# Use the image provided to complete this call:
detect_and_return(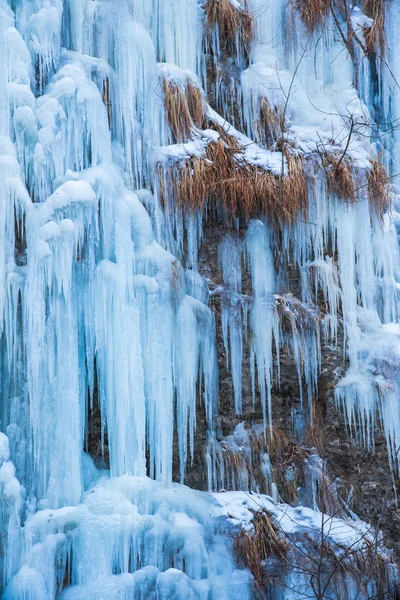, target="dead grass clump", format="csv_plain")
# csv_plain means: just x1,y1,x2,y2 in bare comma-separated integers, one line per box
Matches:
157,156,208,213
162,77,205,143
362,0,386,54
223,449,247,472
205,0,253,59
256,97,284,148
234,509,289,586
367,158,391,217
209,424,311,503
295,0,330,32
282,154,308,219
307,398,325,455
351,538,390,586
157,135,307,224
324,154,356,202
264,427,310,504
264,426,291,460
